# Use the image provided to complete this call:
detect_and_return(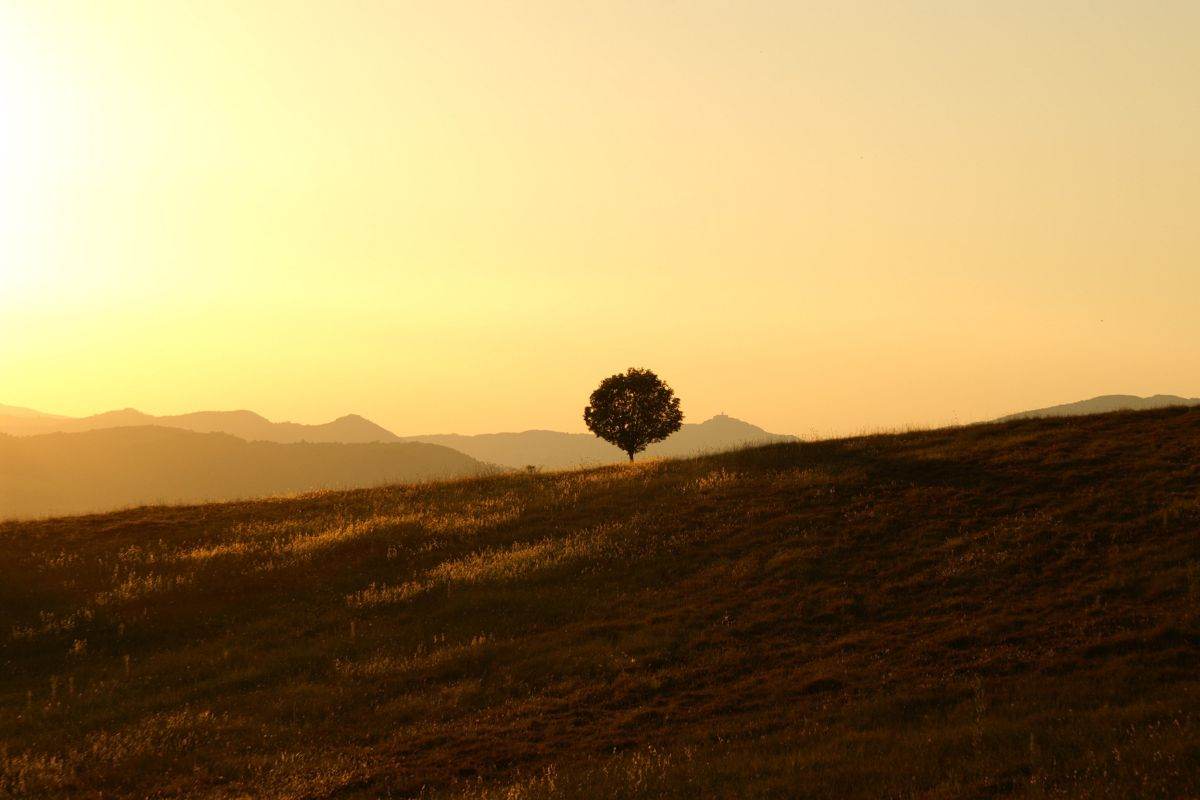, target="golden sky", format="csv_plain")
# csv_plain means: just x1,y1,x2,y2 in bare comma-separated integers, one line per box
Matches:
2,1,1198,436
